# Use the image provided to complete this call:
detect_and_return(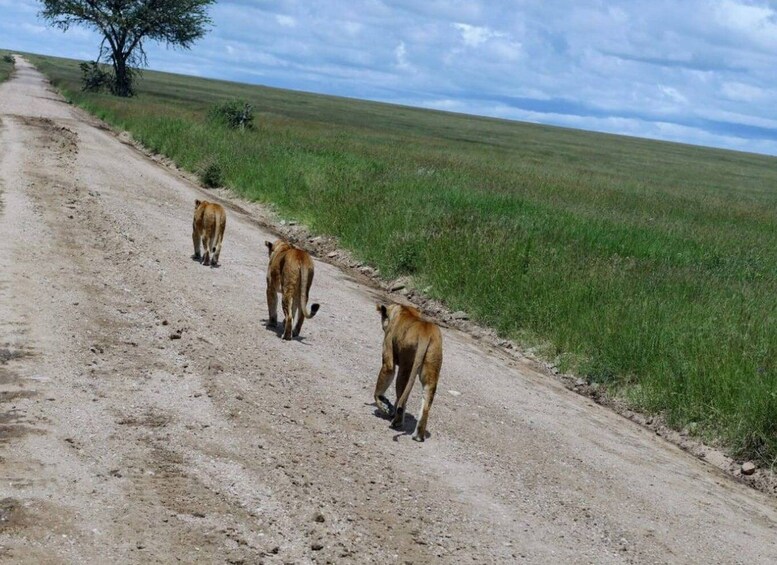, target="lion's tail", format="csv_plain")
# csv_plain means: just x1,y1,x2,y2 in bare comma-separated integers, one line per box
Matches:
298,265,320,319
396,335,431,409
